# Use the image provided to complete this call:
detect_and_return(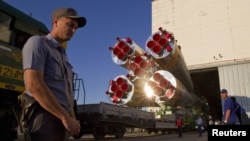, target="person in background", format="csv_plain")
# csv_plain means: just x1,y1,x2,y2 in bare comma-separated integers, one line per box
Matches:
220,89,237,125
176,115,184,138
21,7,87,141
196,114,203,137
231,97,249,125
208,115,214,125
